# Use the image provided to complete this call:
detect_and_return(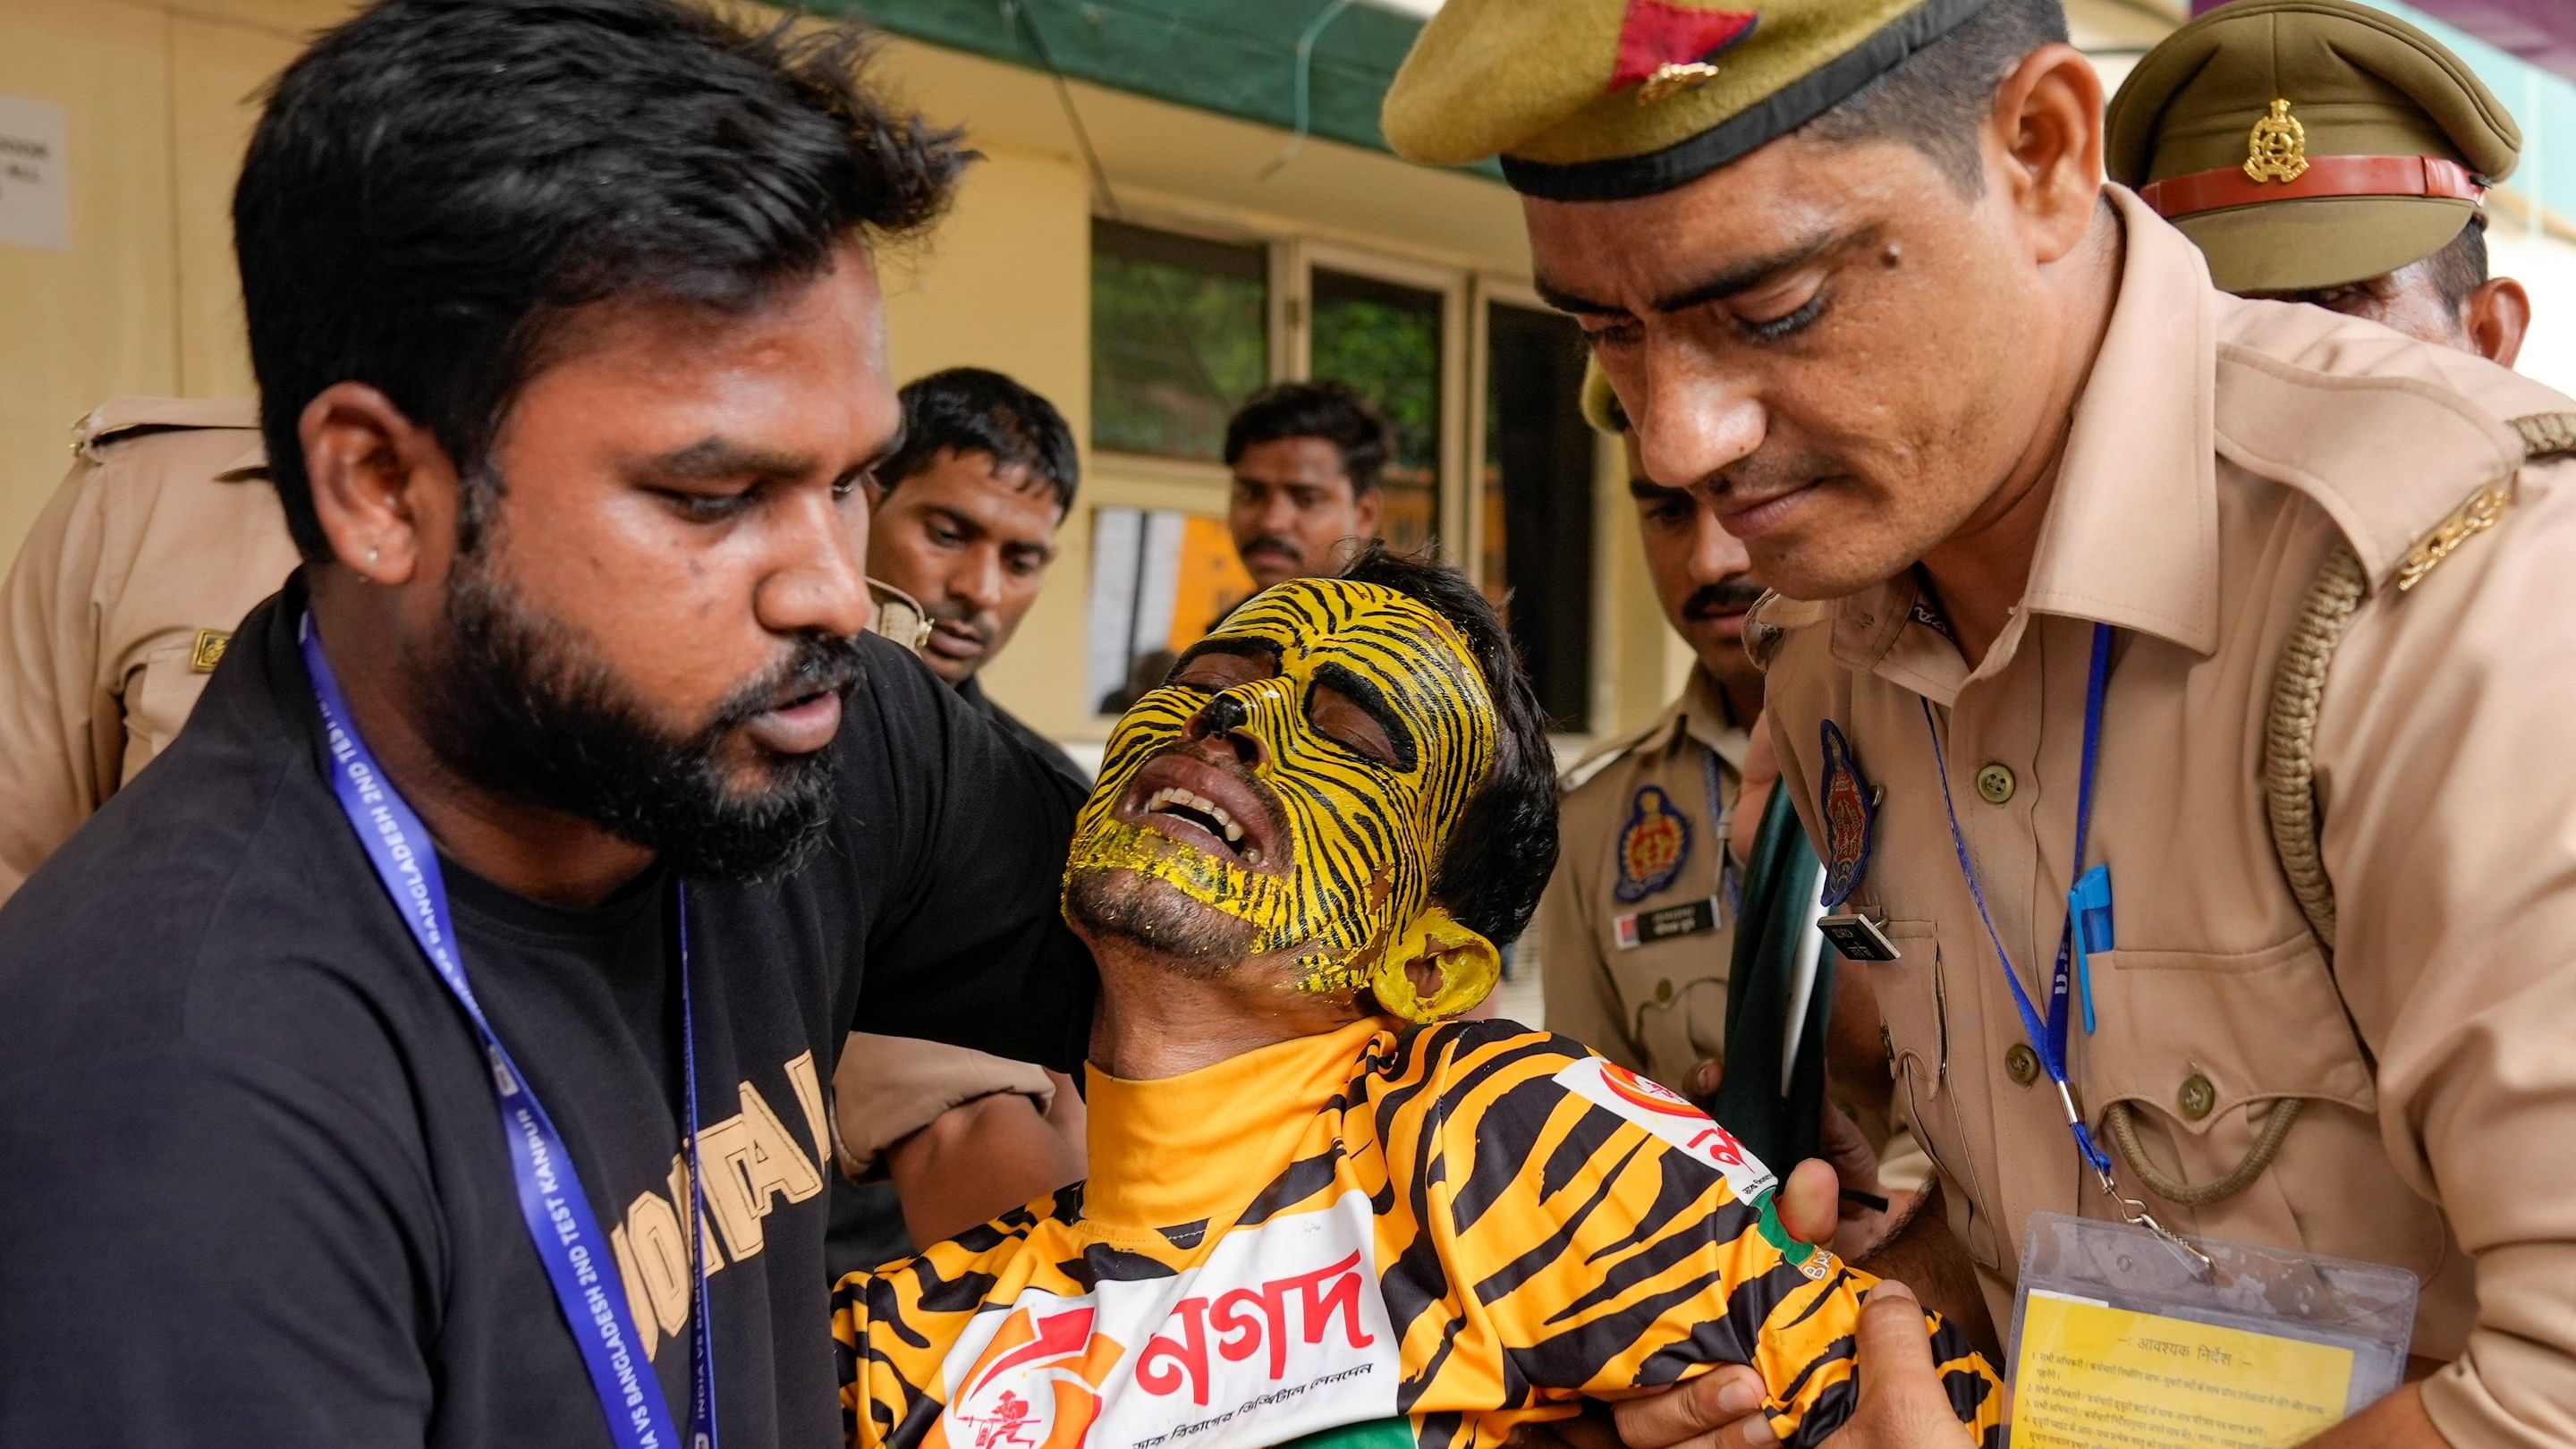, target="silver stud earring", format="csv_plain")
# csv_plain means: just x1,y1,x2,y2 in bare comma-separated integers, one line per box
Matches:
367,547,380,566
